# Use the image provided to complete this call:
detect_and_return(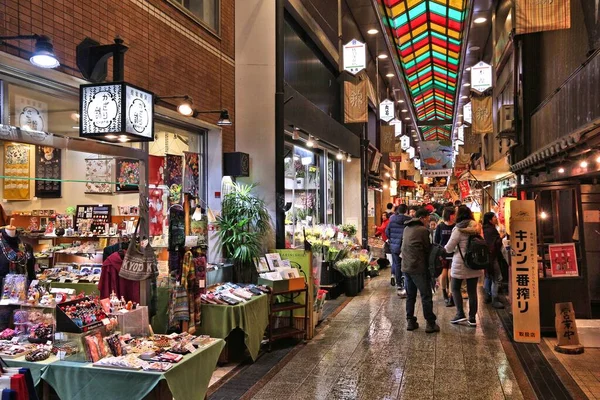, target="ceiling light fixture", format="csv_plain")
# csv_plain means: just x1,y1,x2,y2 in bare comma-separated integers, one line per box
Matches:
540,211,548,220
596,155,600,163
306,135,314,147
401,109,408,112
581,160,589,168
404,117,410,120
474,17,487,24
0,34,60,69
386,73,394,77
346,154,352,163
398,99,405,103
336,151,344,160
465,67,471,71
469,46,481,52
377,54,388,59
463,83,471,87
461,95,469,99
558,167,565,174
367,29,379,35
